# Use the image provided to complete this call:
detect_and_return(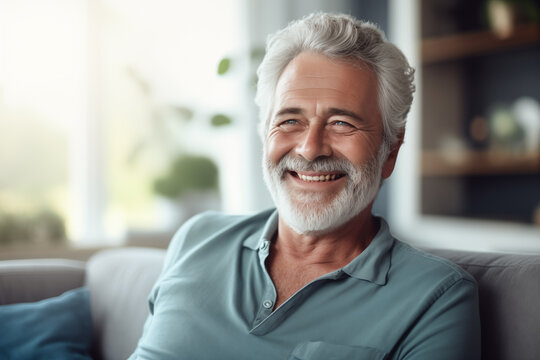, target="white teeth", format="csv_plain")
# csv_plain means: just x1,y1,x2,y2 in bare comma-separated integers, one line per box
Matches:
298,174,339,182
